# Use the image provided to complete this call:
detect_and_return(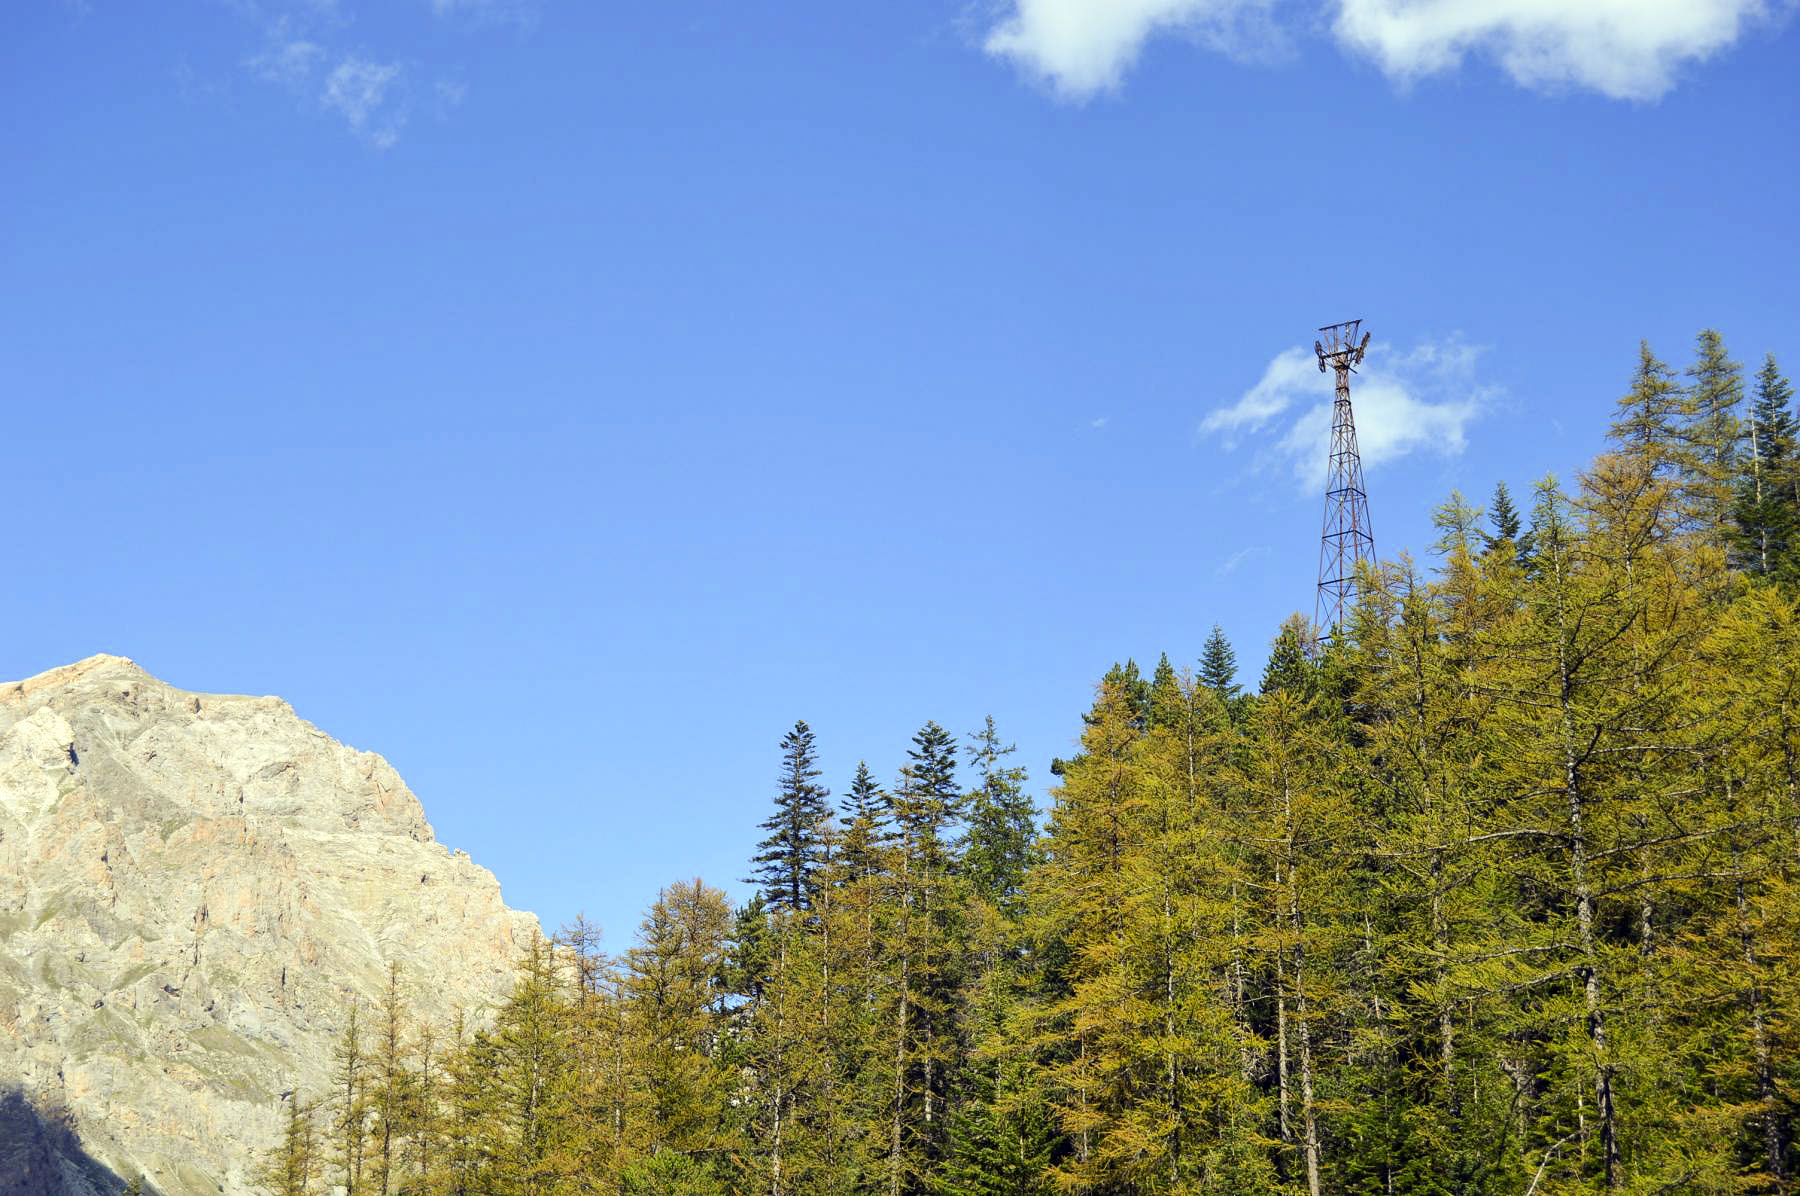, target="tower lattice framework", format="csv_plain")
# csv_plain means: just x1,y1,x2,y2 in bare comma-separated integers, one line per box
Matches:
1313,319,1374,639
